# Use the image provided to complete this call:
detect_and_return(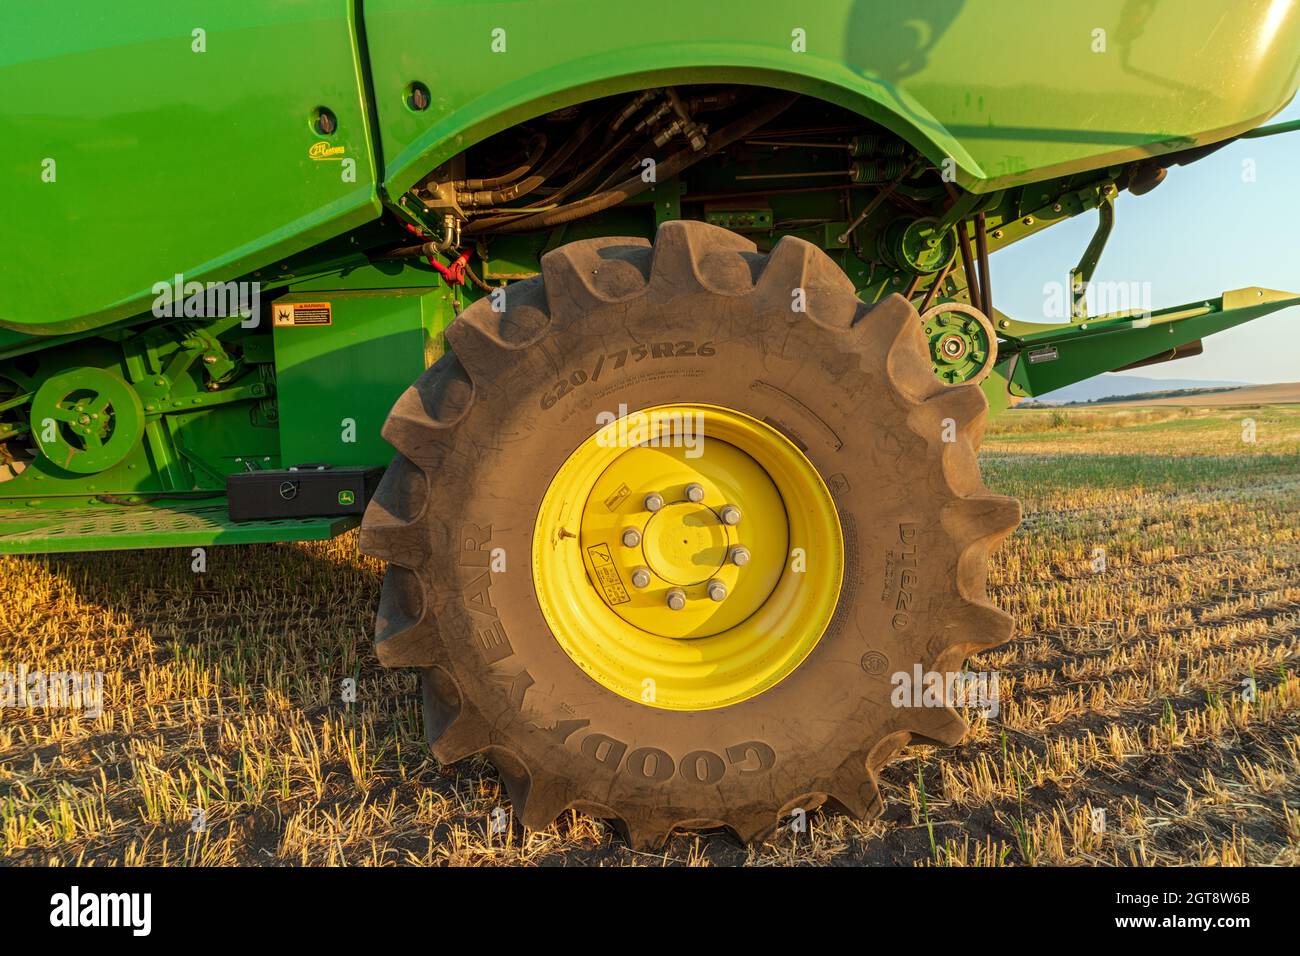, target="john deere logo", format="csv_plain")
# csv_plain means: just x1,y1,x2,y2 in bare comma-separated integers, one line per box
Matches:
309,141,346,161
338,490,355,506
